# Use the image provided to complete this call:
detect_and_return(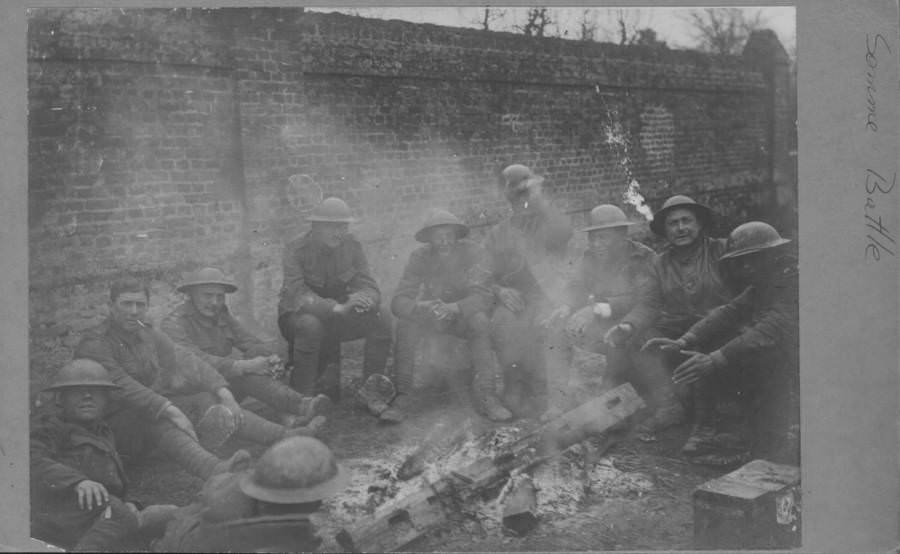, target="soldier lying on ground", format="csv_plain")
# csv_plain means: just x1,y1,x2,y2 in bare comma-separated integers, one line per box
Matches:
76,277,320,481
31,360,177,551
605,195,735,442
390,209,495,422
644,222,799,466
161,266,330,429
154,436,348,552
483,164,574,421
277,197,393,417
541,204,655,420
